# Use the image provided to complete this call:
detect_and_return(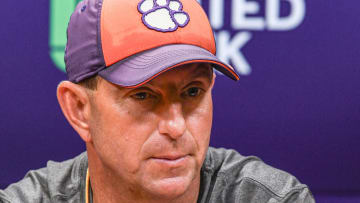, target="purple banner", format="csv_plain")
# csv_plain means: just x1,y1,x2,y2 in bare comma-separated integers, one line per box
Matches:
1,0,359,199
